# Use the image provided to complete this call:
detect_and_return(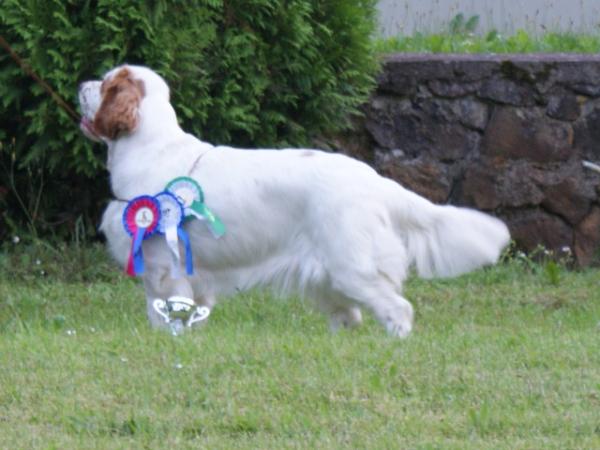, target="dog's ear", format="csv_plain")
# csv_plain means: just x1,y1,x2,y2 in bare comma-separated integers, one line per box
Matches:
93,68,145,140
